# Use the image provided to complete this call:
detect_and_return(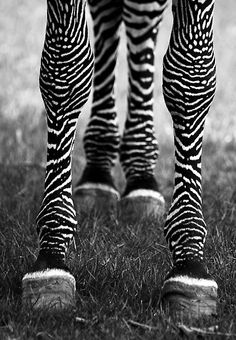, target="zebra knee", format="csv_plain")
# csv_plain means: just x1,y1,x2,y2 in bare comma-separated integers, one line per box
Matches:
163,0,216,124
39,0,94,121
